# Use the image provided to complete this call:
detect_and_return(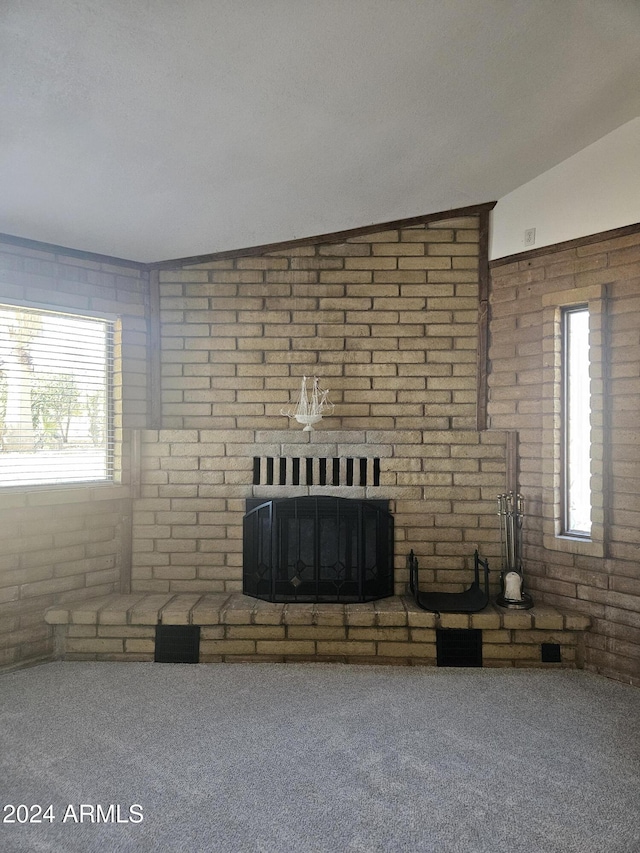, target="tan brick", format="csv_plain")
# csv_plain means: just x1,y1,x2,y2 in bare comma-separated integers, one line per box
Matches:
125,639,155,653
226,625,285,640
211,271,264,284
500,610,535,629
67,625,98,638
483,644,540,660
438,613,471,629
316,641,375,656
482,630,511,644
200,639,256,655
98,595,149,625
374,271,426,284
220,595,255,624
44,606,71,625
21,576,85,598
252,600,286,625
160,594,204,625
348,230,399,243
283,604,316,625
429,243,479,256
129,594,175,625
372,243,424,256
199,626,225,640
409,628,437,643
398,257,452,269
98,626,155,639
236,258,289,270
344,257,397,270
345,603,377,626
374,598,408,626
313,604,347,625
514,630,577,645
287,626,347,640
377,642,434,658
401,229,453,242
65,638,124,654
531,607,564,630
70,596,119,625
406,609,438,628
349,627,409,641
564,613,591,631
255,640,315,655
